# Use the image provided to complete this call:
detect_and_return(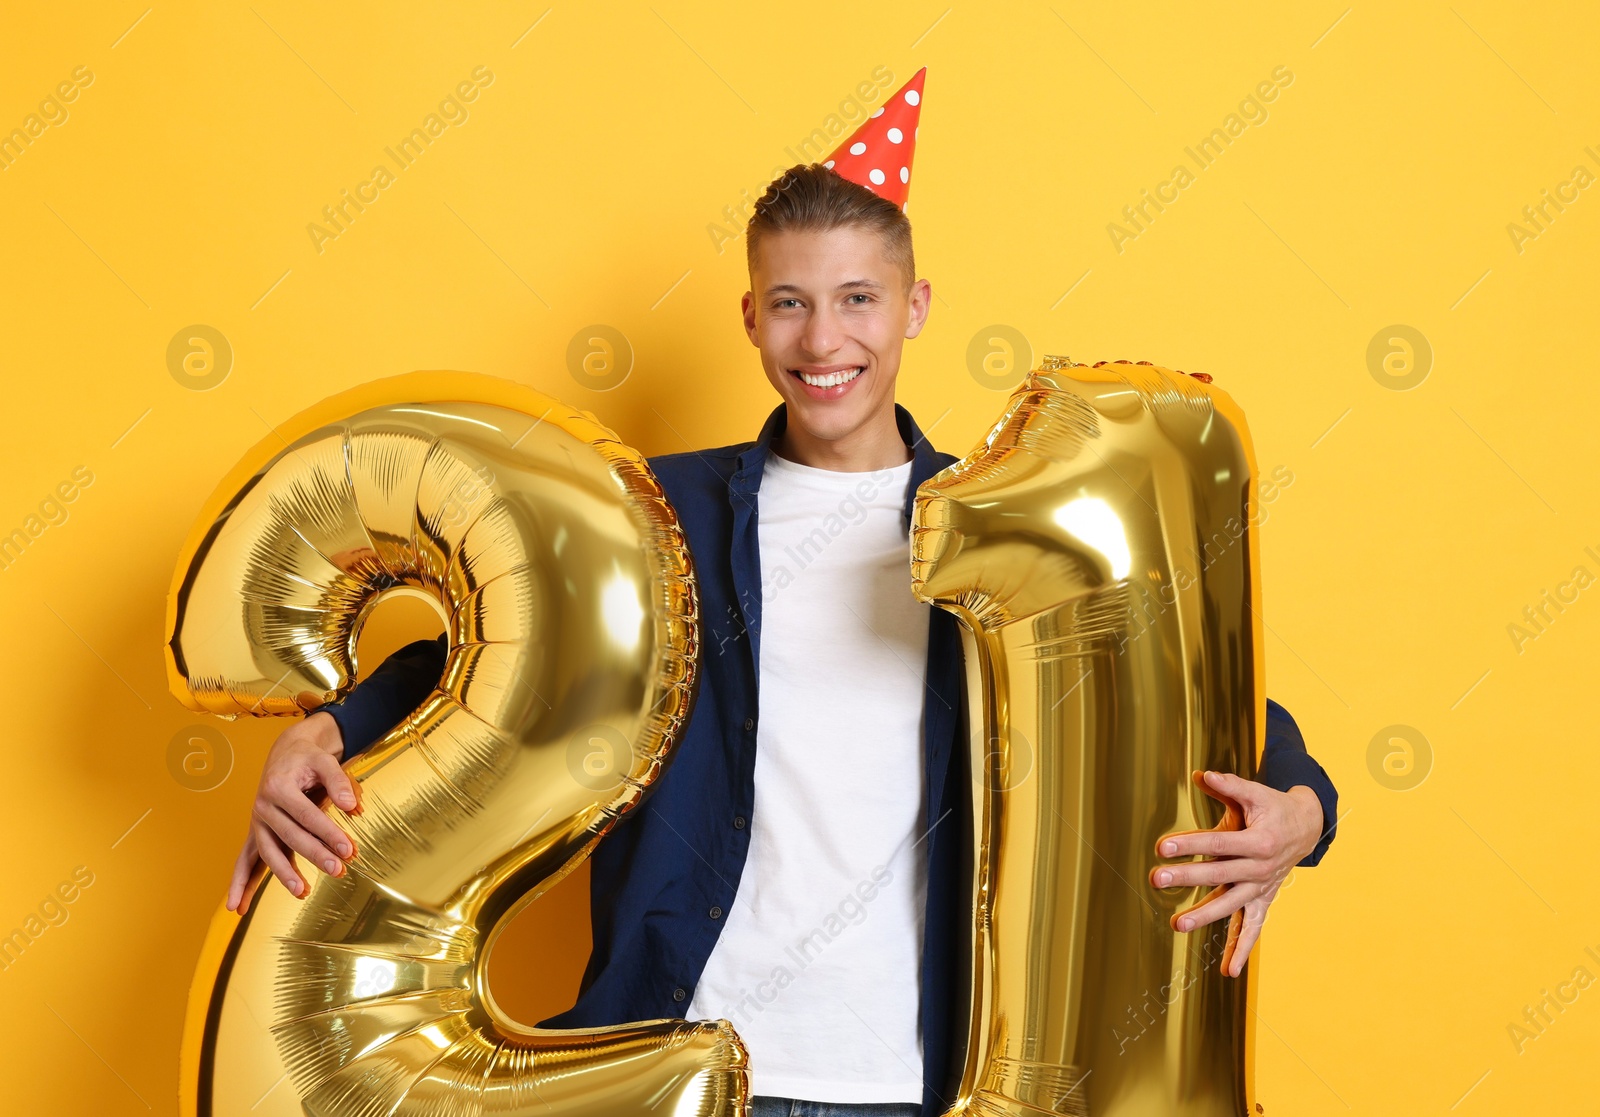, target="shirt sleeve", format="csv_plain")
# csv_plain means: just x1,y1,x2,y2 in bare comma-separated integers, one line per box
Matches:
1256,697,1339,867
321,635,448,759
